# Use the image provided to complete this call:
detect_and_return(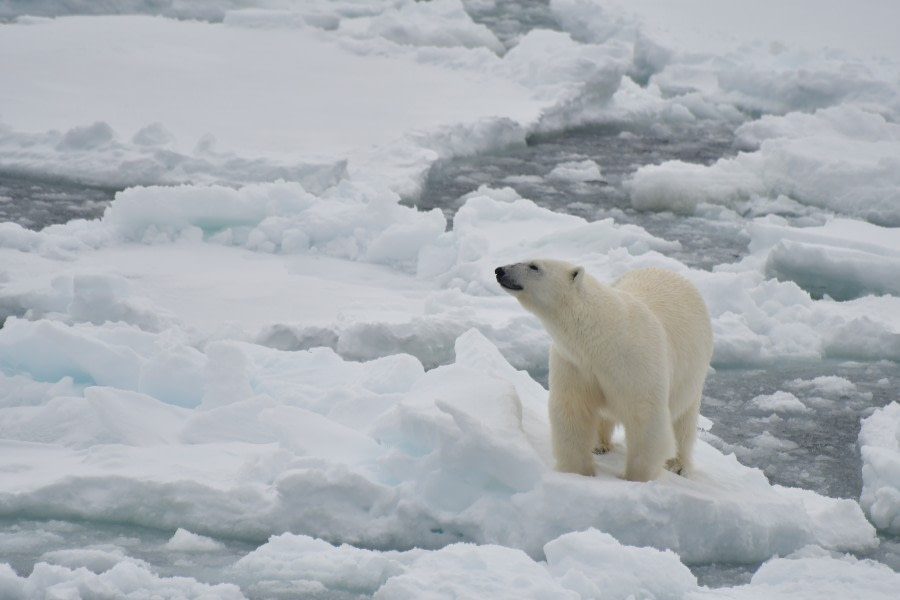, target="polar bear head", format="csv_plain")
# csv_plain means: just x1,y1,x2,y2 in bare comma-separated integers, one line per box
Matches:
495,259,585,314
